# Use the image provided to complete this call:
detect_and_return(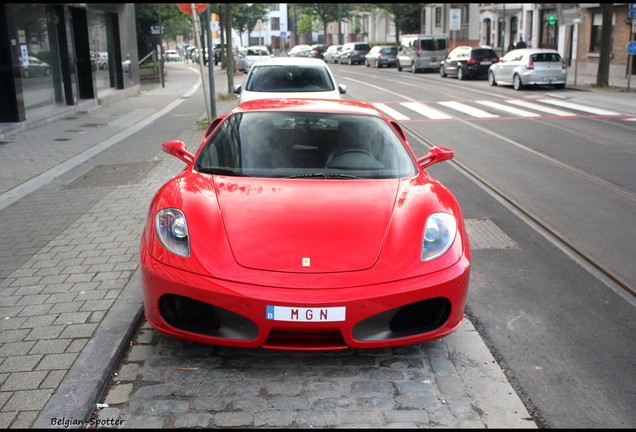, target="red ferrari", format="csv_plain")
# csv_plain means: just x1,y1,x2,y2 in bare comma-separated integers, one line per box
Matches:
140,98,470,350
